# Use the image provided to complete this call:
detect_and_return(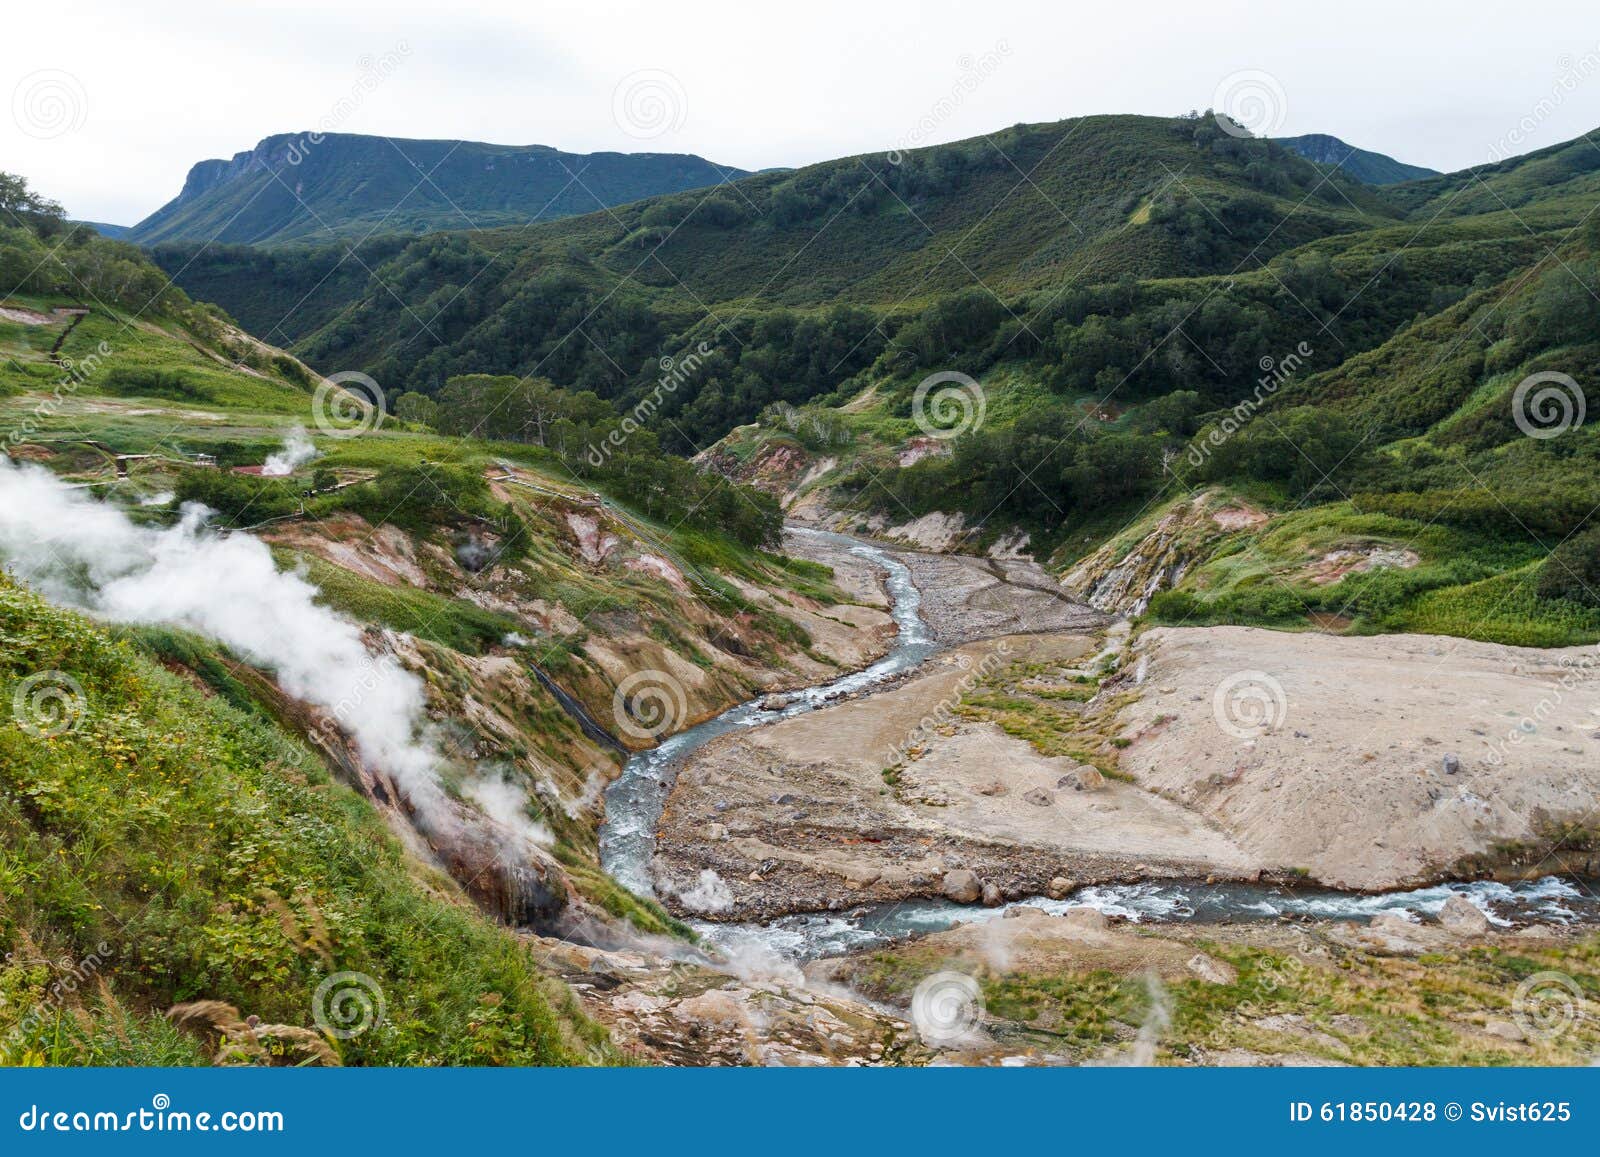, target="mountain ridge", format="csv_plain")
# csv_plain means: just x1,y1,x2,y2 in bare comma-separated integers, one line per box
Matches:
127,131,751,246
1275,132,1438,184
